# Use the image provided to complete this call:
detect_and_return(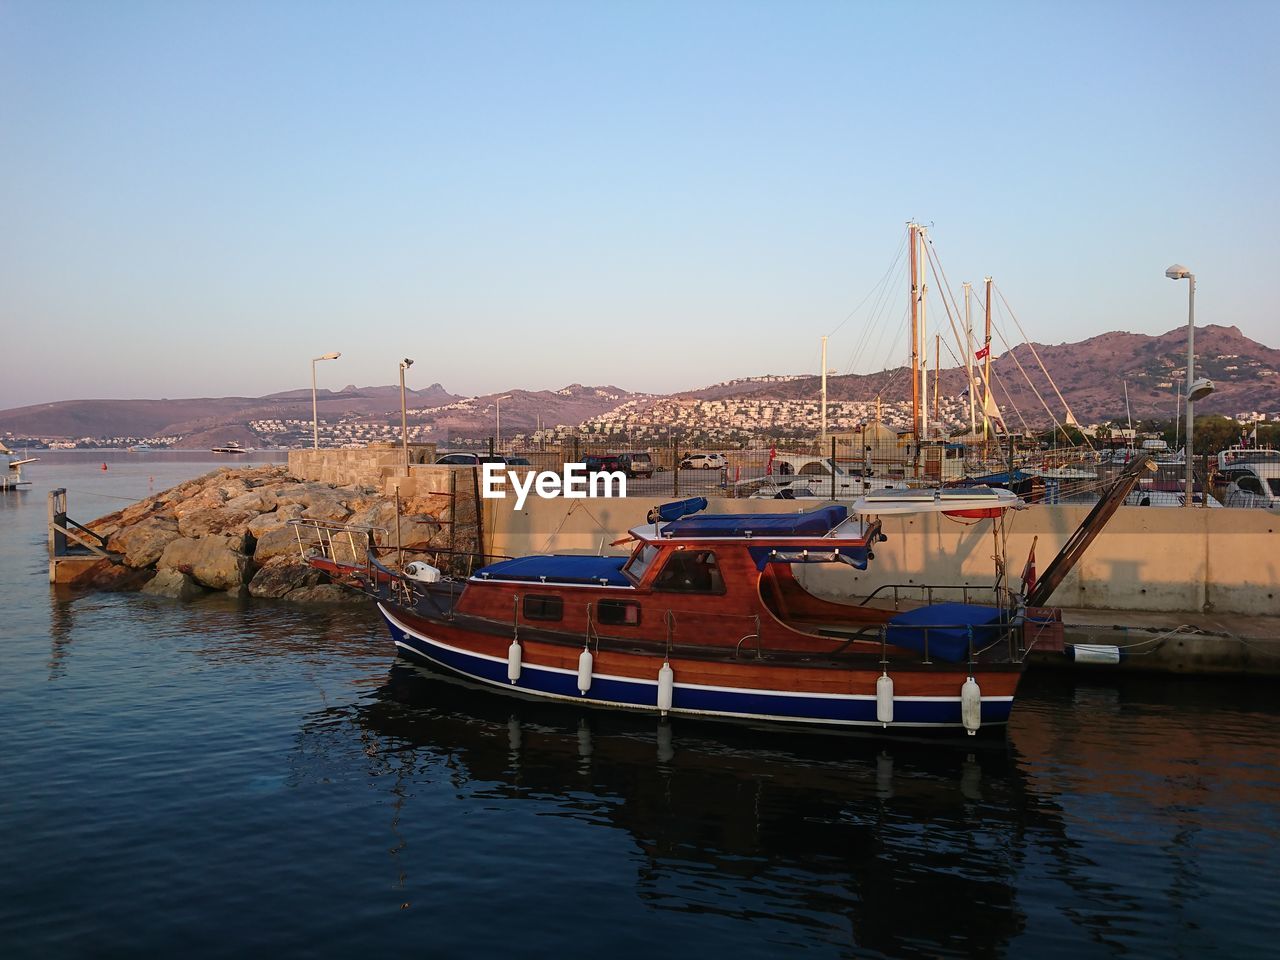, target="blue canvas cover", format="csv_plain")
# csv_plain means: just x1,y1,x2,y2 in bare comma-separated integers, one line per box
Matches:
476,554,631,587
650,497,709,522
662,504,849,539
885,603,1007,663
